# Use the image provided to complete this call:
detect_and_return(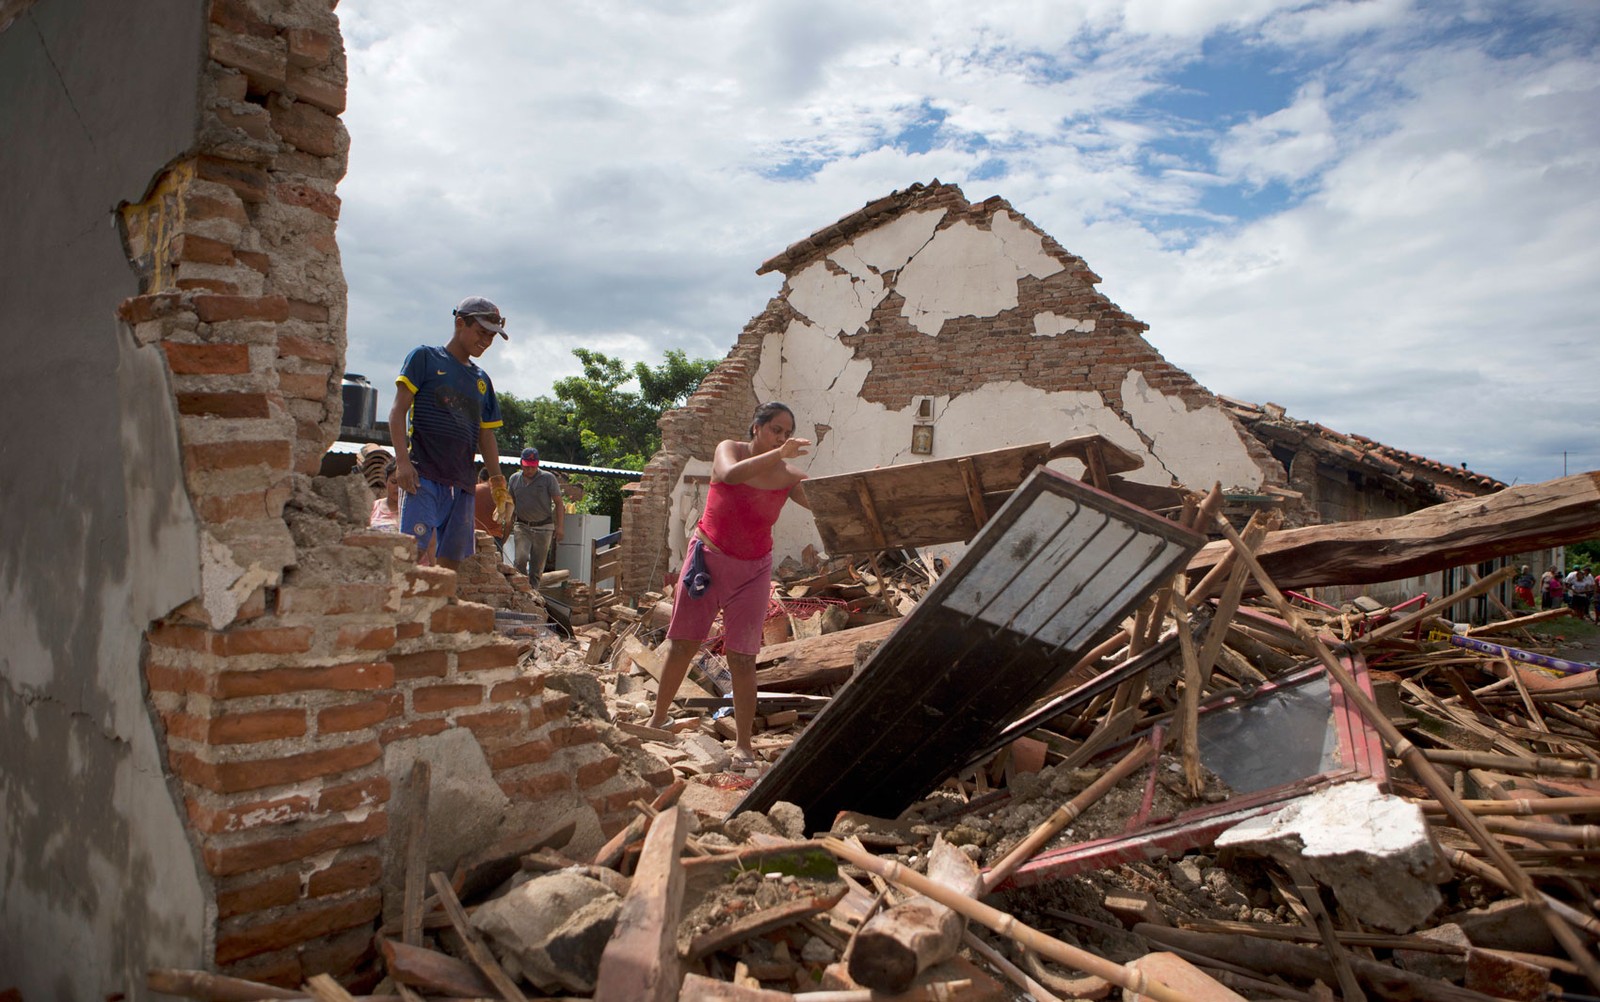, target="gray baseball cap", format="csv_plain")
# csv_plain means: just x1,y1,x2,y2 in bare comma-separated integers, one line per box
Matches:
453,296,508,339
